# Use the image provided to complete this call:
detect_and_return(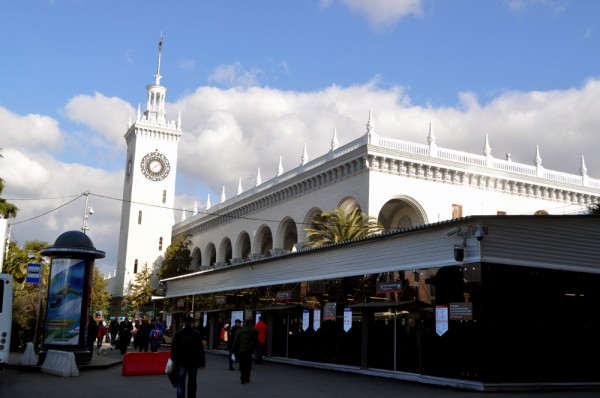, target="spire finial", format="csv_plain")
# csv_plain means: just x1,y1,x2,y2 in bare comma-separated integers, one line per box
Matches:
484,134,491,156
330,127,339,151
206,194,212,210
155,34,163,85
237,177,243,195
366,109,375,135
580,155,588,176
255,167,262,187
301,143,309,165
221,186,226,203
193,201,198,216
181,207,186,222
427,122,436,145
277,156,284,176
534,145,542,166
